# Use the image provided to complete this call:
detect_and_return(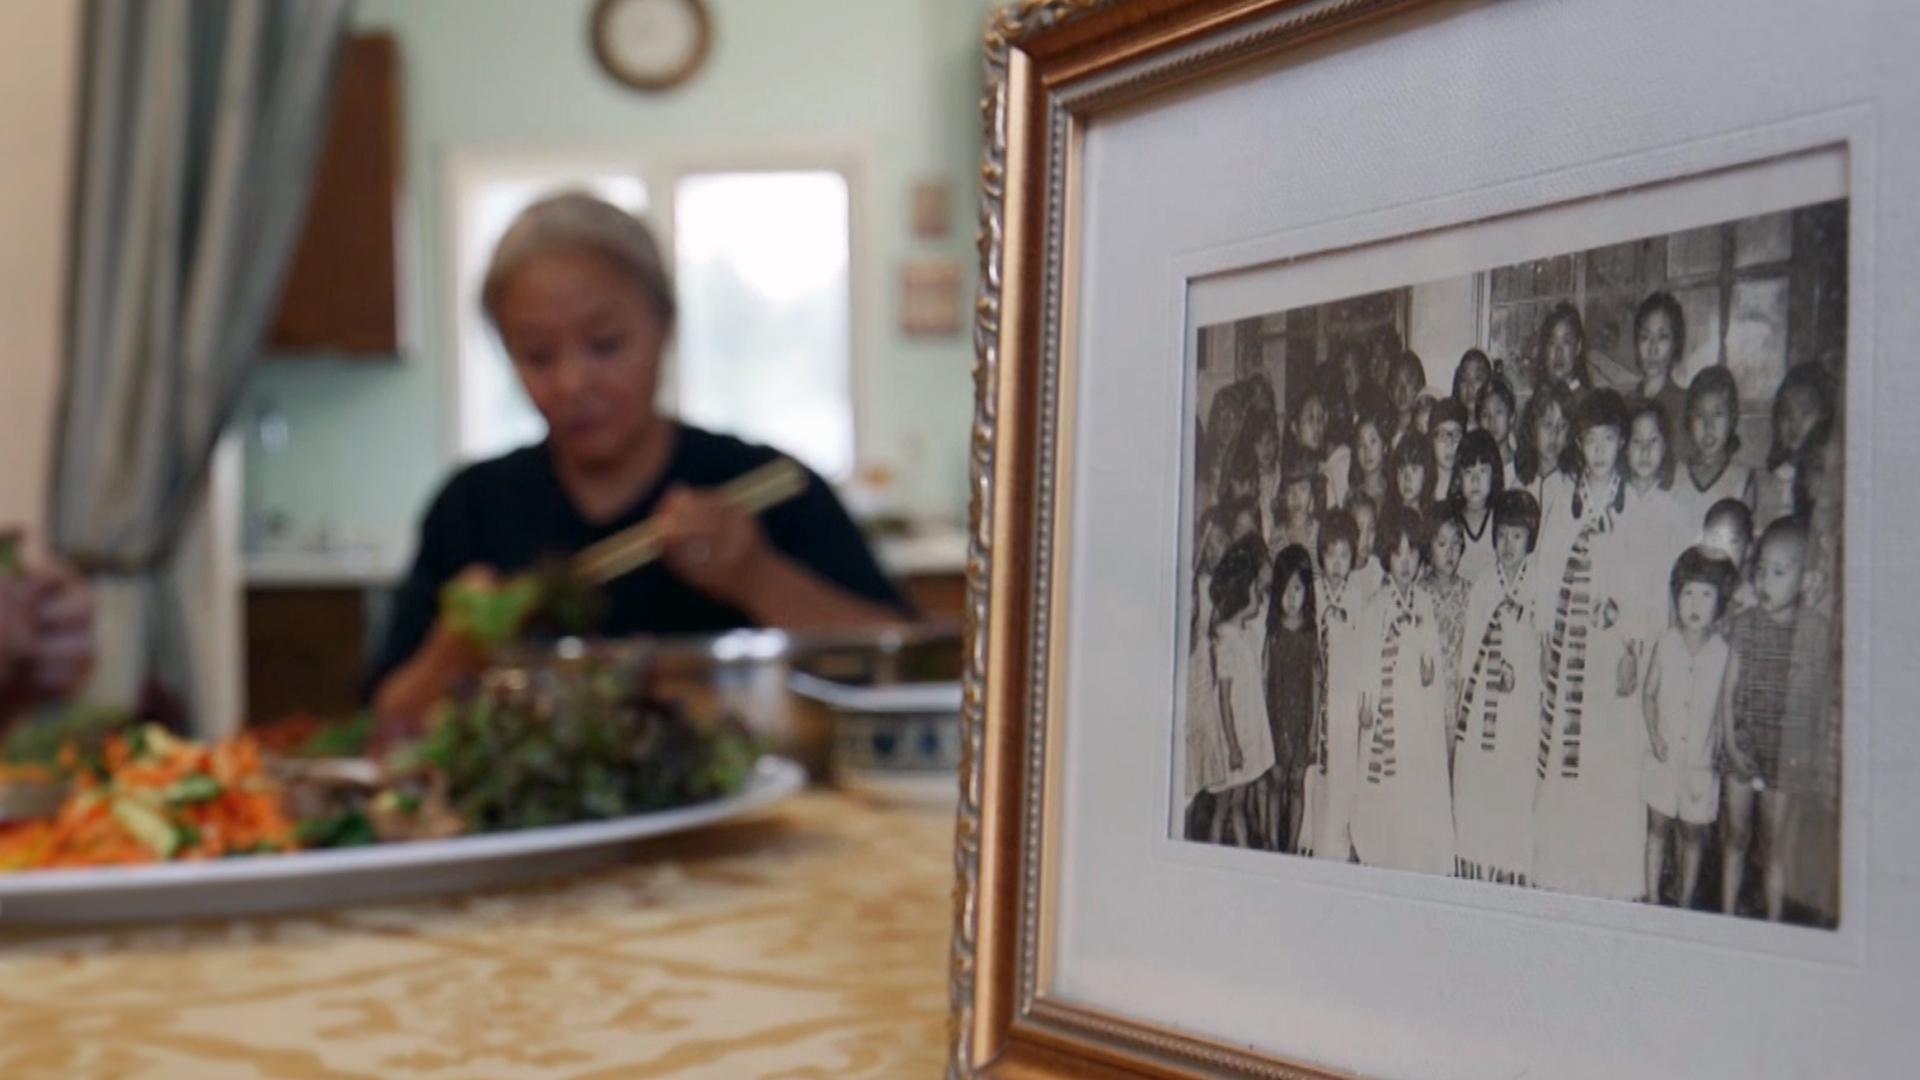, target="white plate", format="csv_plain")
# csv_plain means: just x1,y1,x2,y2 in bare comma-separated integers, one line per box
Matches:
0,757,805,926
